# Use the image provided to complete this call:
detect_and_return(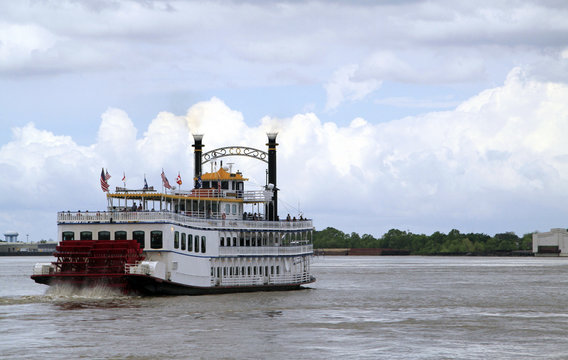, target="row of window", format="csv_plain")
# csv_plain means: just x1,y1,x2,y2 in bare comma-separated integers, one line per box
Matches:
173,231,206,253
62,230,163,249
219,230,313,247
211,265,280,278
